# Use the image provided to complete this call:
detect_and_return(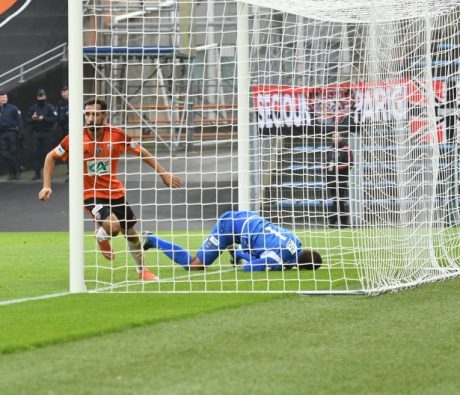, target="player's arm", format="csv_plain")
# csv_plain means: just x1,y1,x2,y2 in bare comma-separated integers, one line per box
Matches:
233,249,278,272
38,151,57,201
39,139,68,201
138,146,183,188
242,256,278,271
